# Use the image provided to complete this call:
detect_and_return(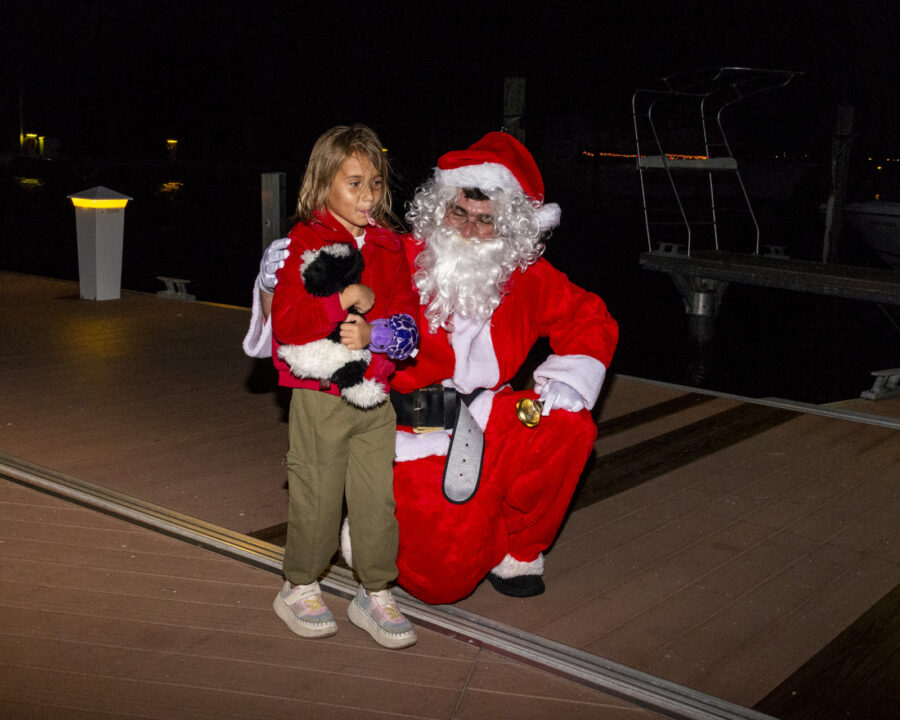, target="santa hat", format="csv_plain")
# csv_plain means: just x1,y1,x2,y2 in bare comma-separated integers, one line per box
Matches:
434,131,561,231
